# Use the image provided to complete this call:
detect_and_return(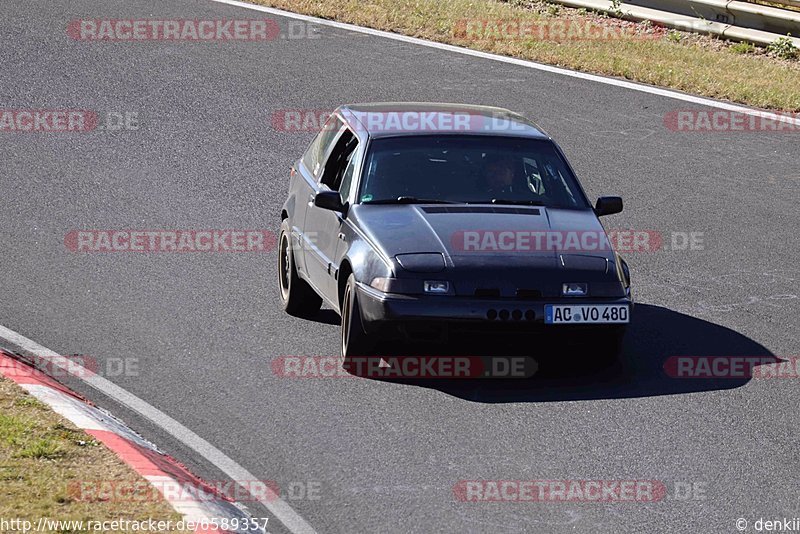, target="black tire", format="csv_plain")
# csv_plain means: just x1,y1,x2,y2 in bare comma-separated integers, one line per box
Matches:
278,219,322,317
341,274,374,372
